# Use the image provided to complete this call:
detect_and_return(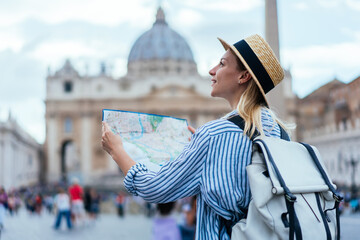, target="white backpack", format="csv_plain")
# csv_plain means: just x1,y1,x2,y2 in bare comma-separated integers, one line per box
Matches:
226,116,342,240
